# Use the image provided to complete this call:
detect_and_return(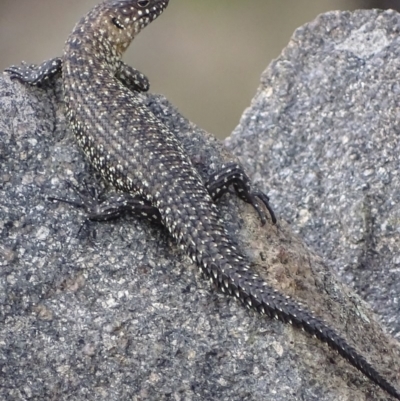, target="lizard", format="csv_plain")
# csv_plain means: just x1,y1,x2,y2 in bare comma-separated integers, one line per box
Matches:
4,0,400,399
